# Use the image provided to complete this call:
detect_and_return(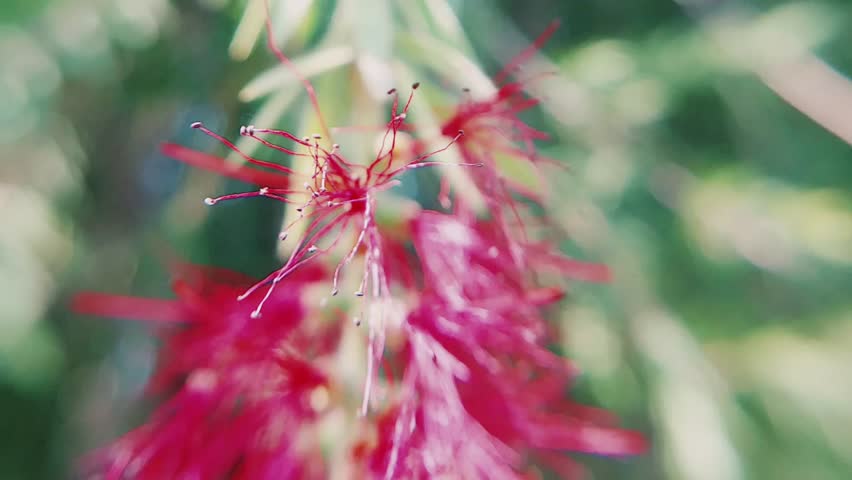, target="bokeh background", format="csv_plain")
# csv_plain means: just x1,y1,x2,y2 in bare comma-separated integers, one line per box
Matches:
2,0,851,478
